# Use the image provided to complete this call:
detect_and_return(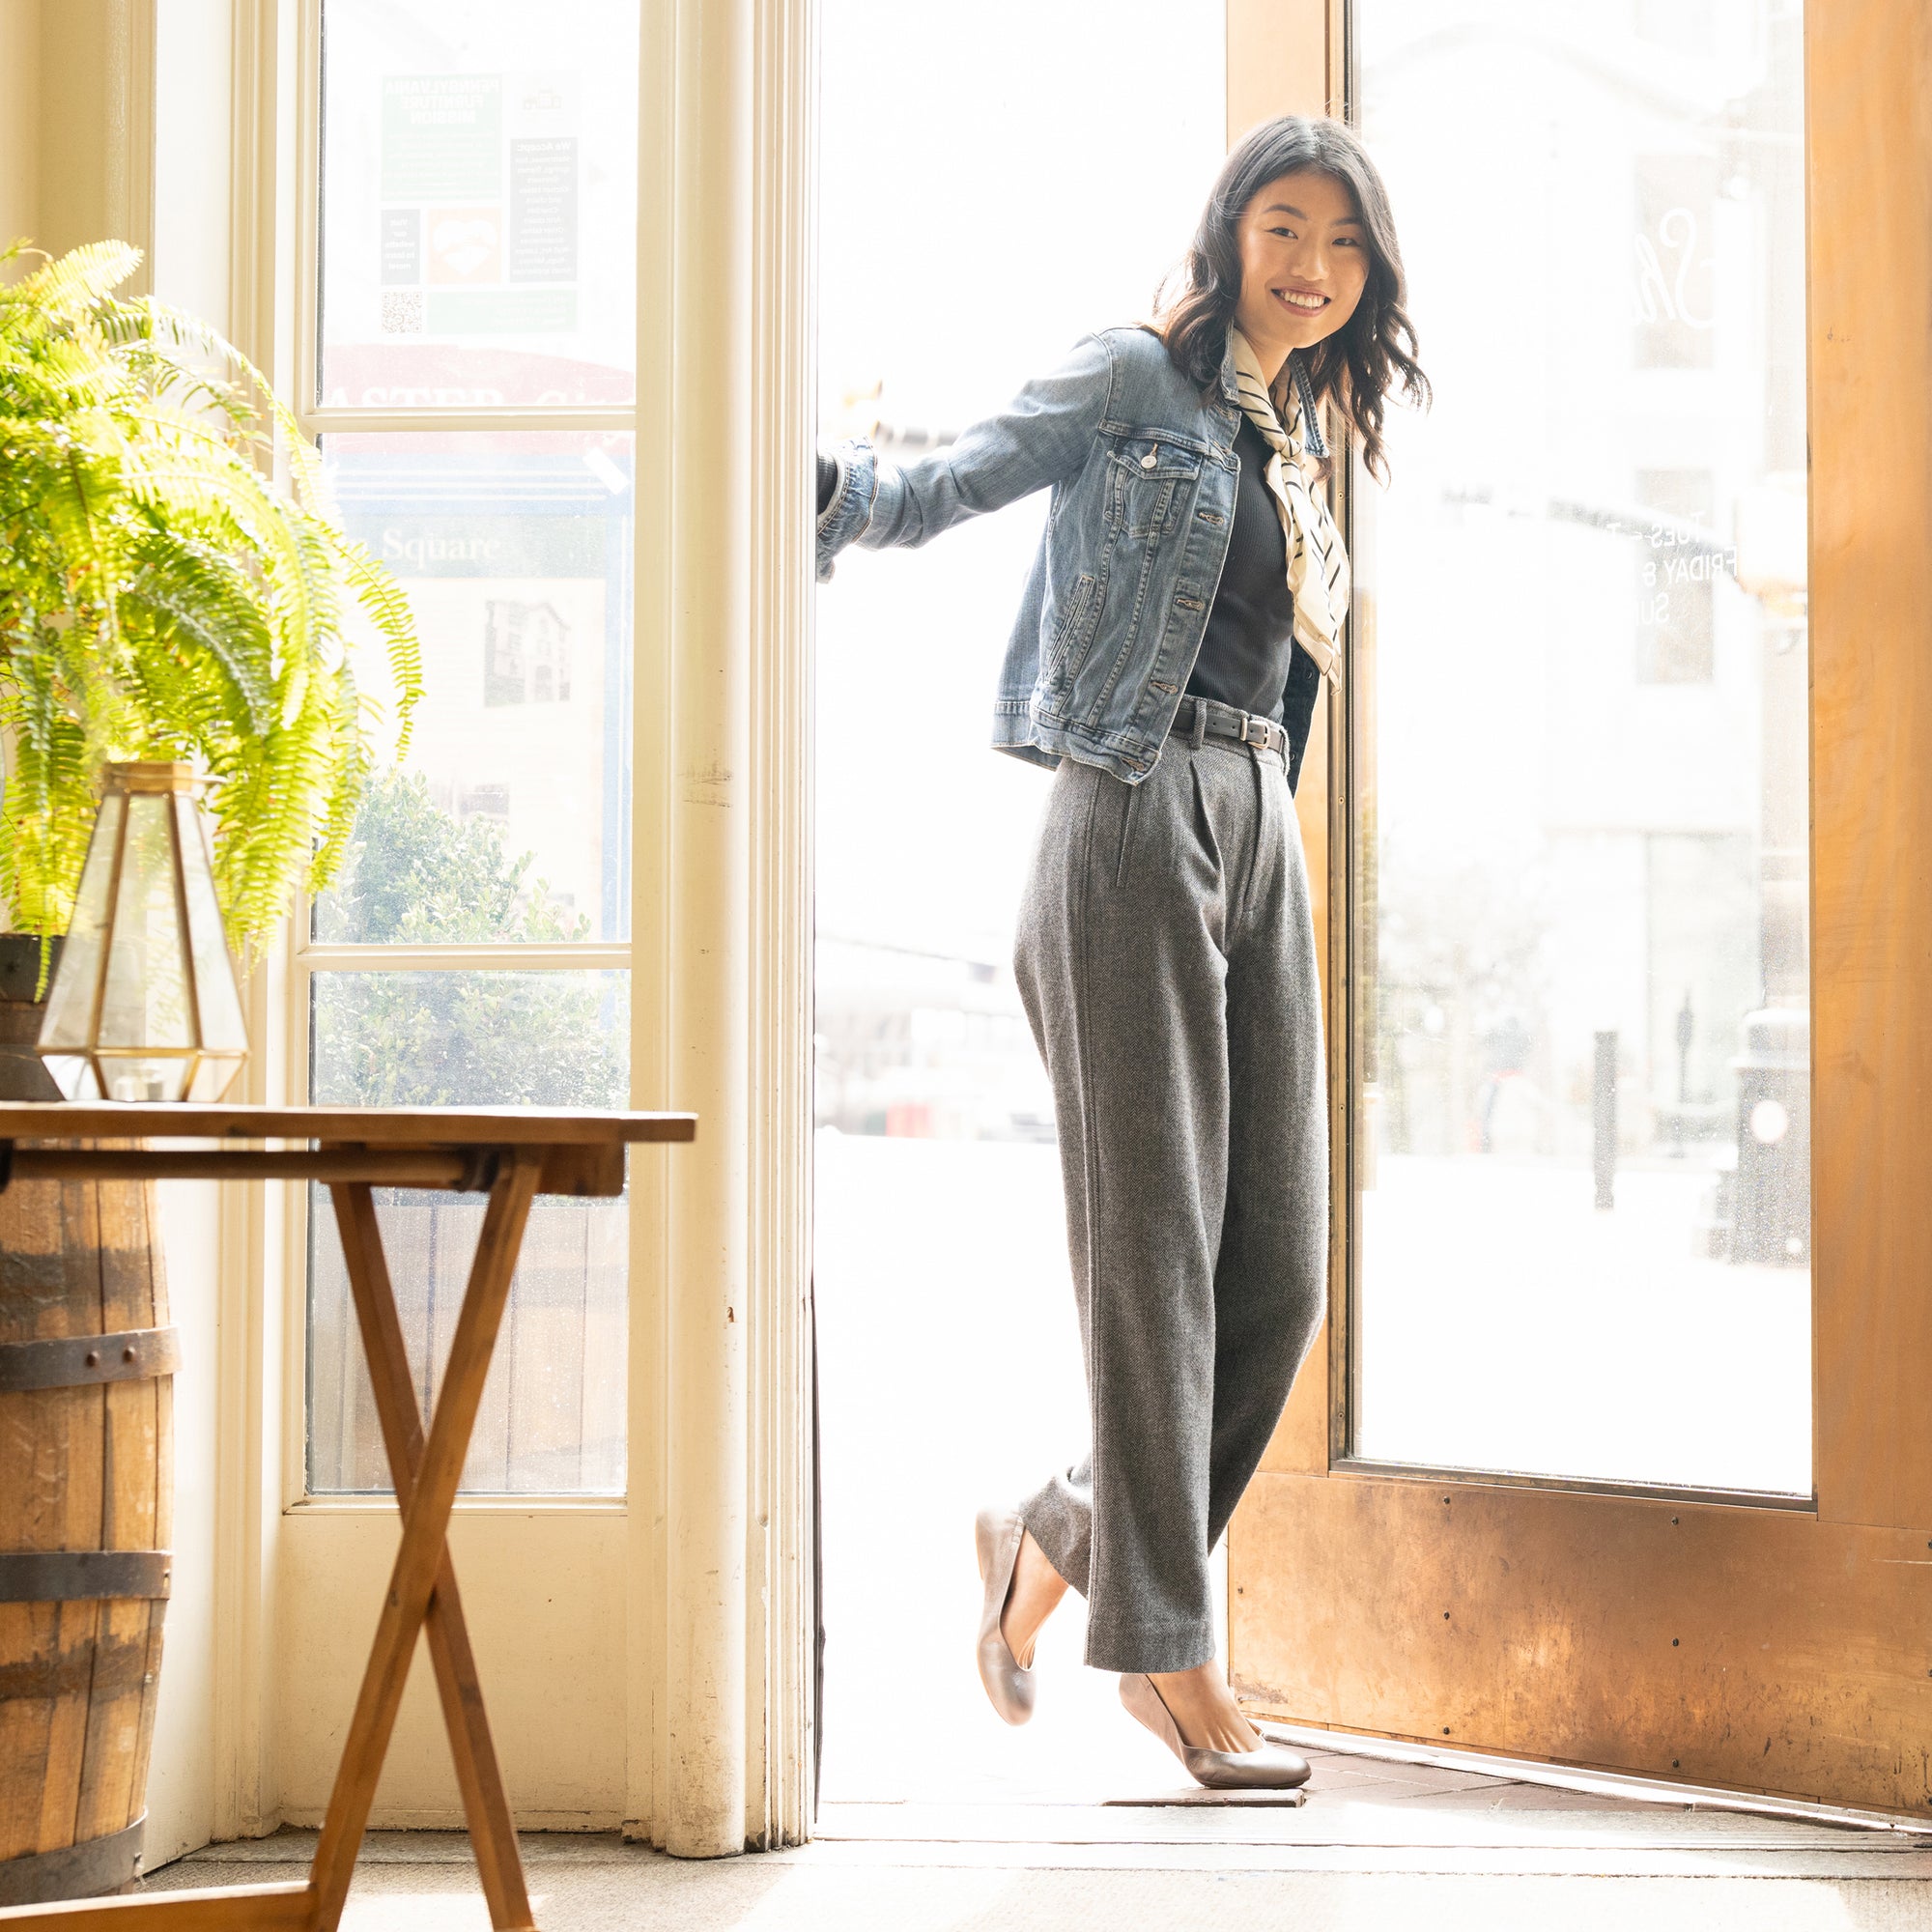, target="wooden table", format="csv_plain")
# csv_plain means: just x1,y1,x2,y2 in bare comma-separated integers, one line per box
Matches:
0,1103,696,1932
